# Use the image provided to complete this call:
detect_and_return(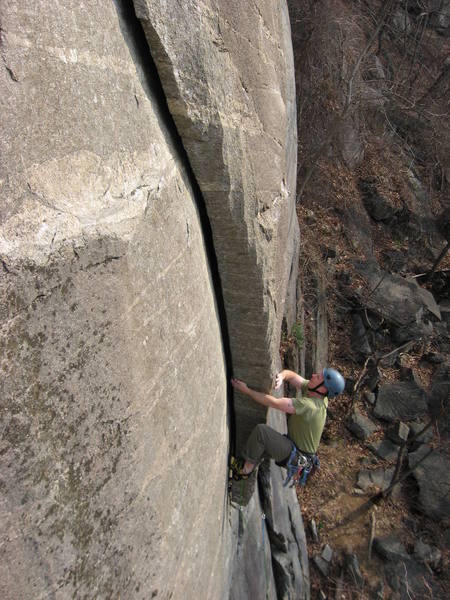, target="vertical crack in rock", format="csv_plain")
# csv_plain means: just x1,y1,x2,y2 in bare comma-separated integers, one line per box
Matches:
113,0,236,452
